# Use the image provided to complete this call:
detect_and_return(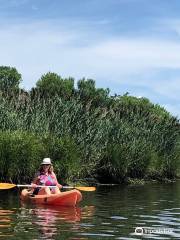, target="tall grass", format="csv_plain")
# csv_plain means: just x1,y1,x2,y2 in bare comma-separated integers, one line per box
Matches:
0,90,179,183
